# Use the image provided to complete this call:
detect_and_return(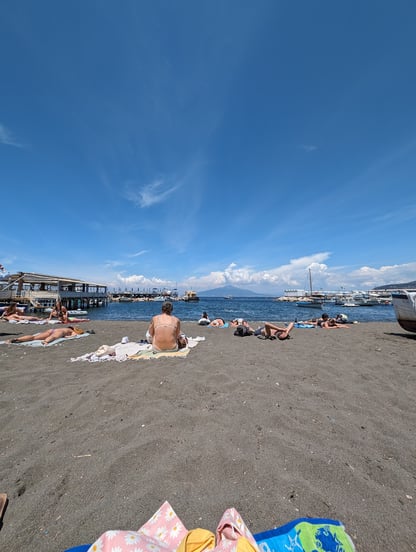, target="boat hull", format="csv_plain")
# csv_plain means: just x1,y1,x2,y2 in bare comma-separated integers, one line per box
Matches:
296,301,322,309
392,291,416,333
